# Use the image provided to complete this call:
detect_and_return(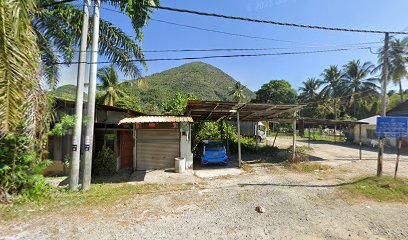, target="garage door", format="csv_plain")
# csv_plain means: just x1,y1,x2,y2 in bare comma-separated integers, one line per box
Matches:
136,129,180,170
